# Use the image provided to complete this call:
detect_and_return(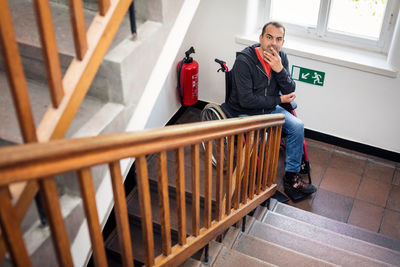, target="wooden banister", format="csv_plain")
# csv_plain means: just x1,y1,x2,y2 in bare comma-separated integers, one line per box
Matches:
233,133,244,209
204,141,213,228
225,136,234,215
78,168,107,267
191,144,200,236
0,114,284,266
0,0,37,143
32,0,64,108
99,0,111,16
215,138,224,221
157,151,172,256
136,155,155,267
175,147,187,246
109,161,134,267
69,0,88,60
0,188,31,267
249,130,260,199
39,178,73,266
0,0,134,263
